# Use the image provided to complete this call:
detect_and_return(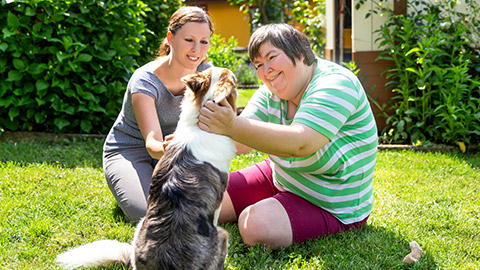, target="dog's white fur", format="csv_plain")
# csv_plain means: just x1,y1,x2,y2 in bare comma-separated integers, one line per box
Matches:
56,67,236,269
56,240,132,269
173,67,236,173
